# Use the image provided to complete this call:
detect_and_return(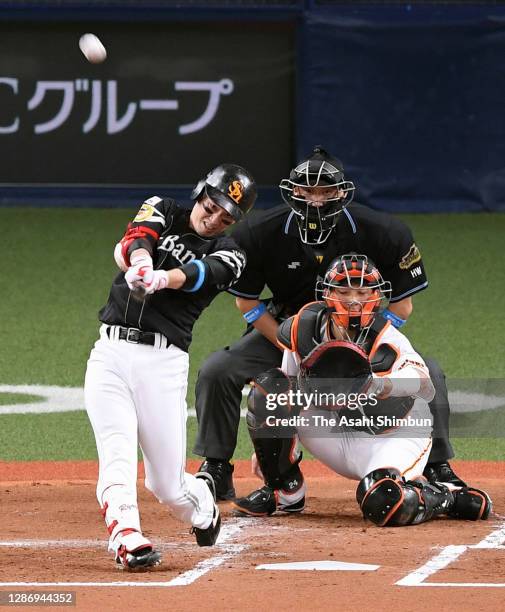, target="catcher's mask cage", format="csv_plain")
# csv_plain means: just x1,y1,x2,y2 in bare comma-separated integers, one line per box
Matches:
191,163,257,222
279,146,355,245
316,254,392,346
